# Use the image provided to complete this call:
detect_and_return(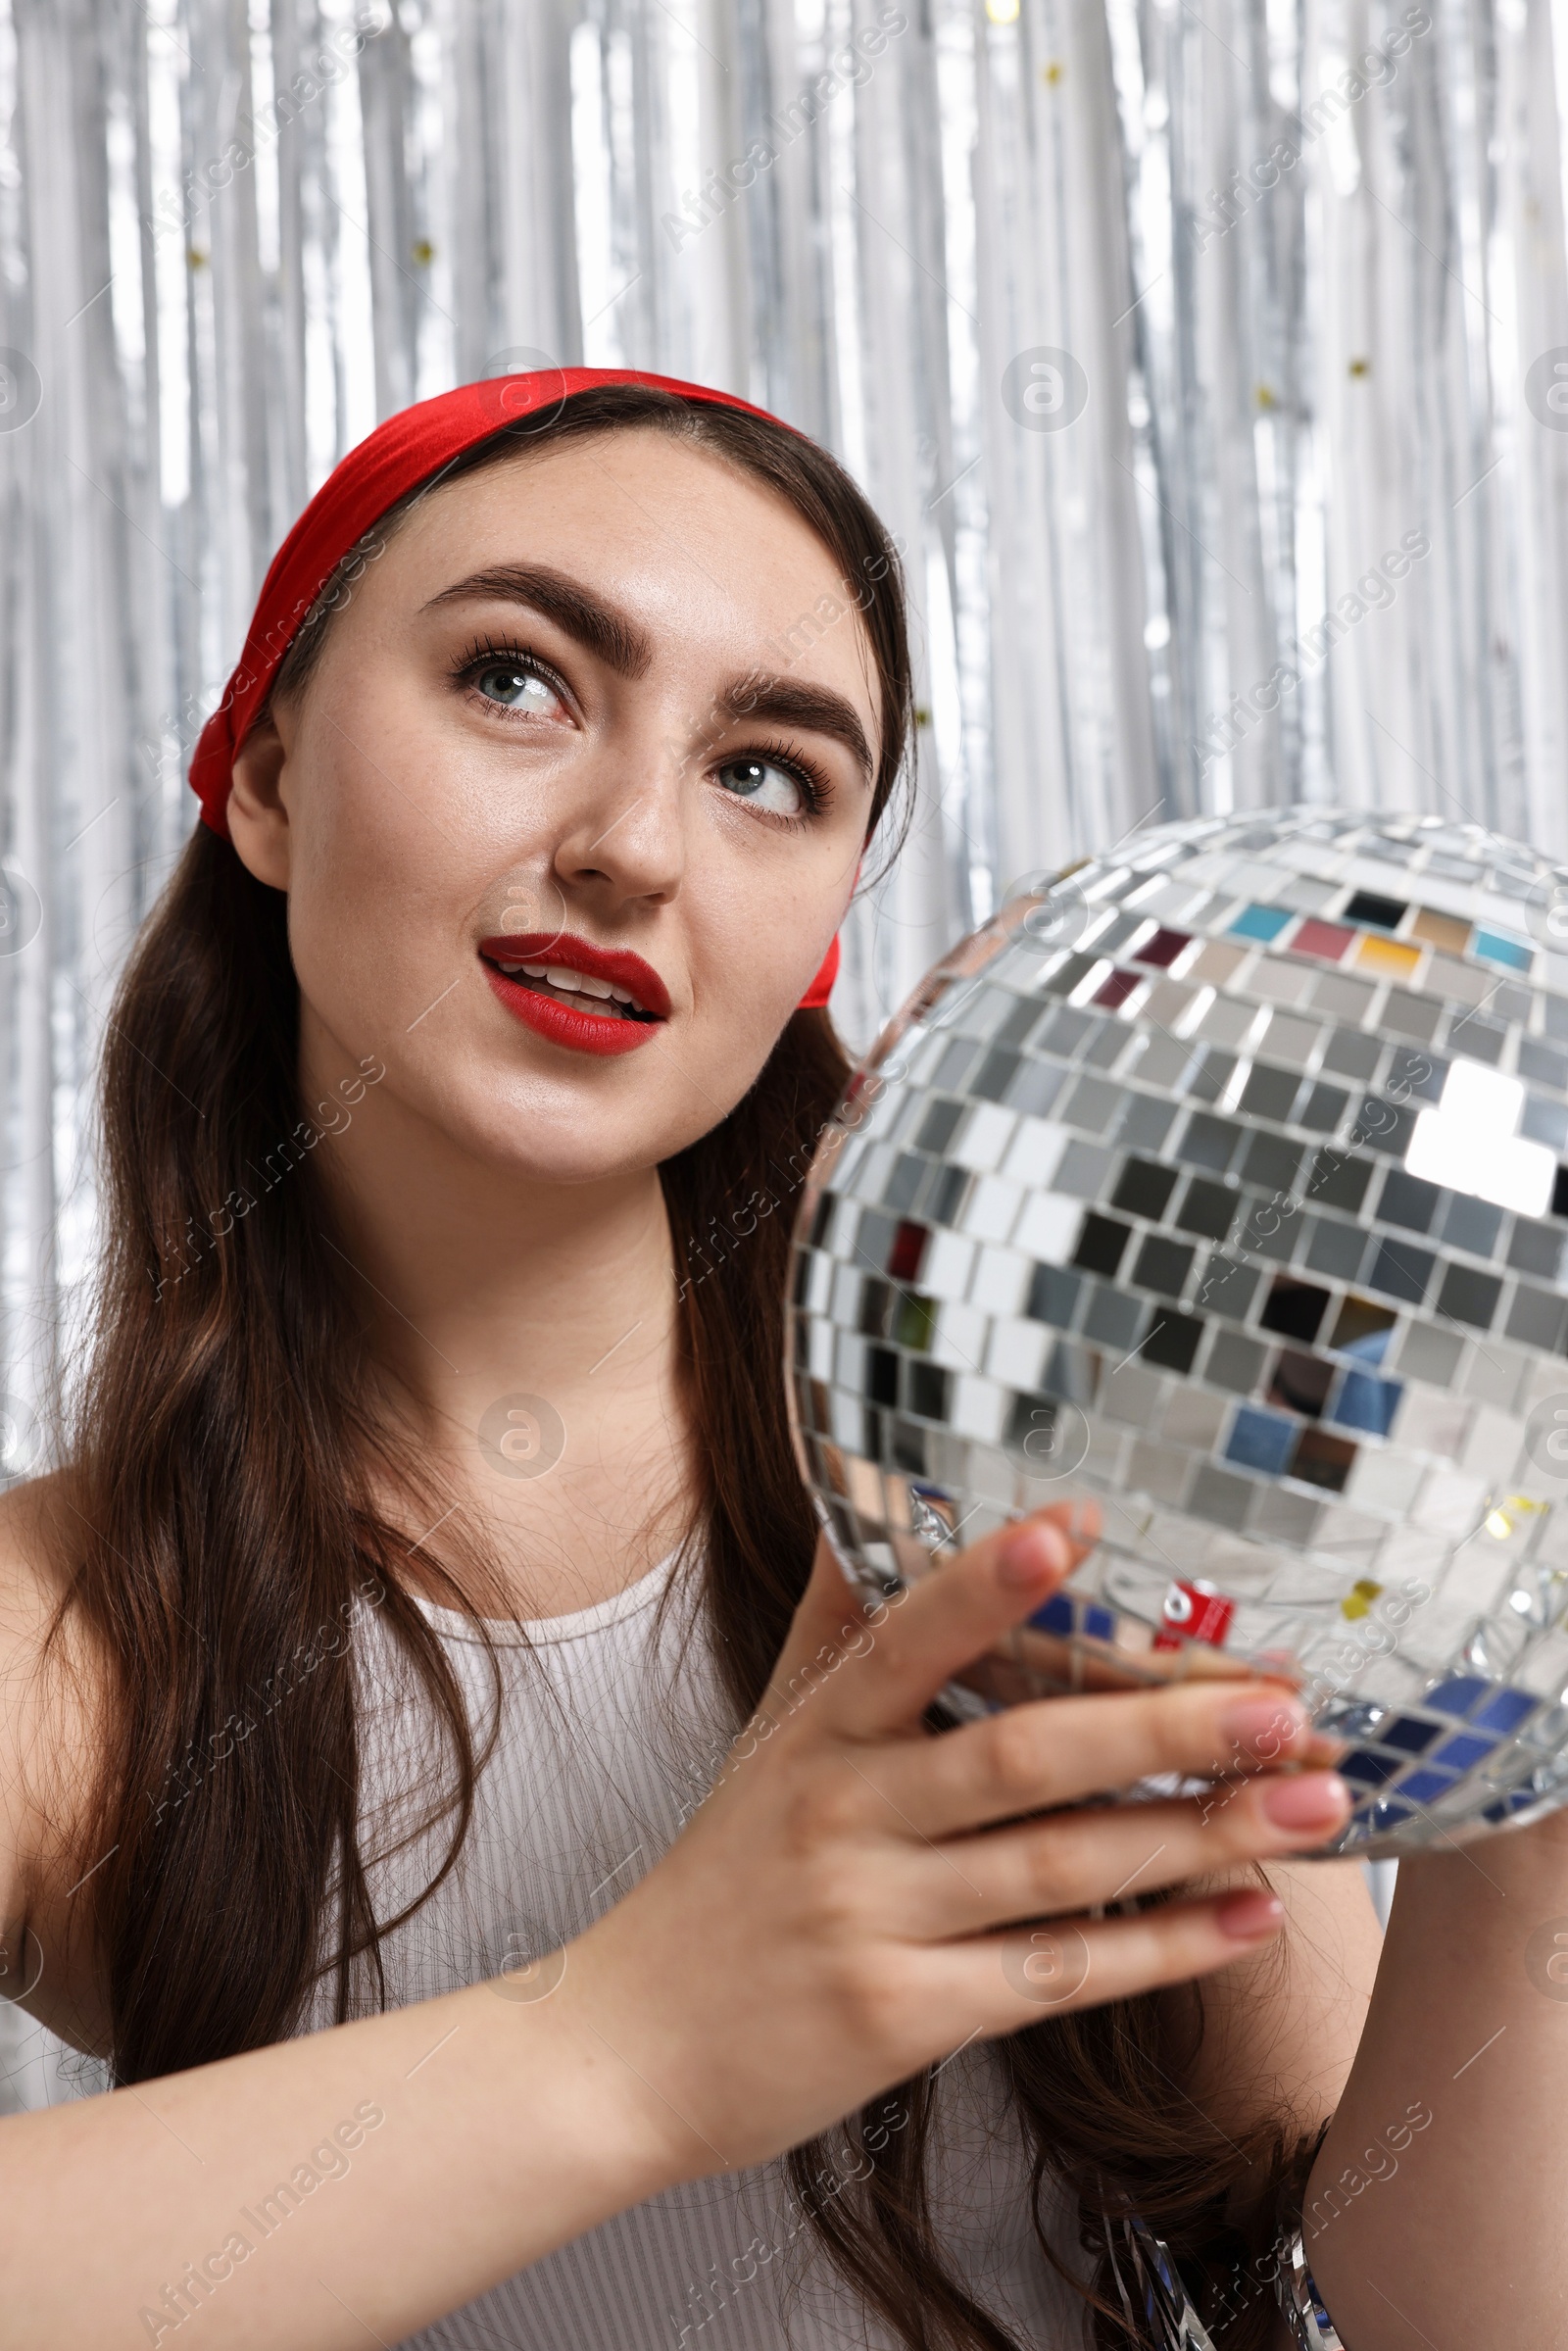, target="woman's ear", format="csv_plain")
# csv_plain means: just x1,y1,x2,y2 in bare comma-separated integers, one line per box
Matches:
227,708,293,891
